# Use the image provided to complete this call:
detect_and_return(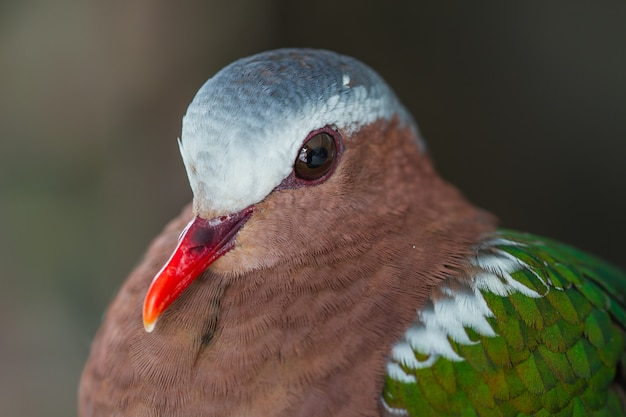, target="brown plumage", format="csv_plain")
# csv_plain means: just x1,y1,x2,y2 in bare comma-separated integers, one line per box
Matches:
79,50,495,416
